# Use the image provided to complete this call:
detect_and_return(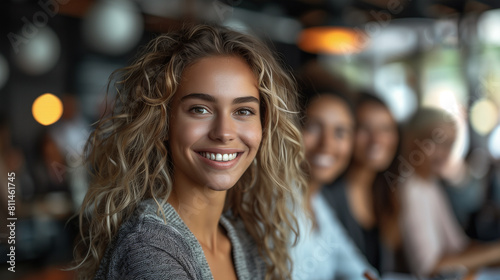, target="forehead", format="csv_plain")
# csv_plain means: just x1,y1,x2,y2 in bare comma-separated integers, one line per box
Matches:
306,95,354,124
176,55,258,95
357,102,393,124
307,95,350,114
